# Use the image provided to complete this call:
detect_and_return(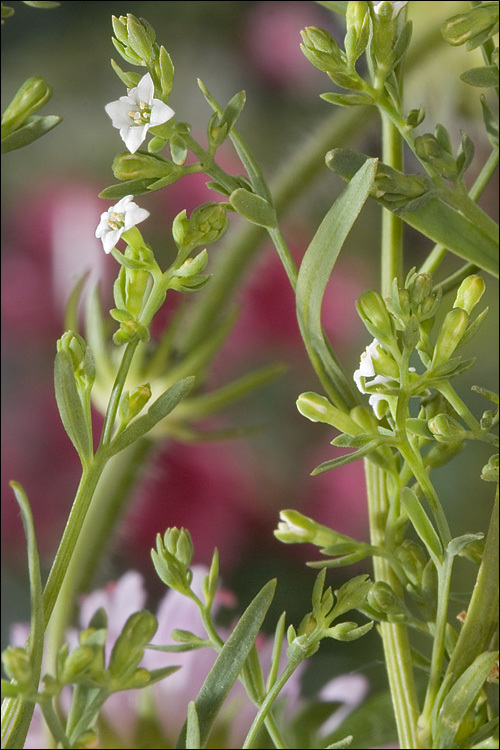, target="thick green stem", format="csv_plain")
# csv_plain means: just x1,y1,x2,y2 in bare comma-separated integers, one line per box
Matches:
365,461,421,749
380,111,404,296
